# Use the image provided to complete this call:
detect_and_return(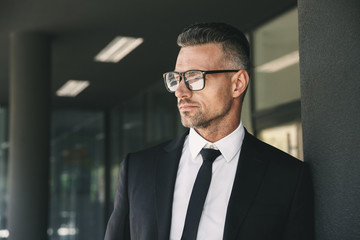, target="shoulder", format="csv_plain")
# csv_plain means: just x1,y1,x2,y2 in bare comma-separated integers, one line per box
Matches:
122,131,189,181
242,131,311,193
